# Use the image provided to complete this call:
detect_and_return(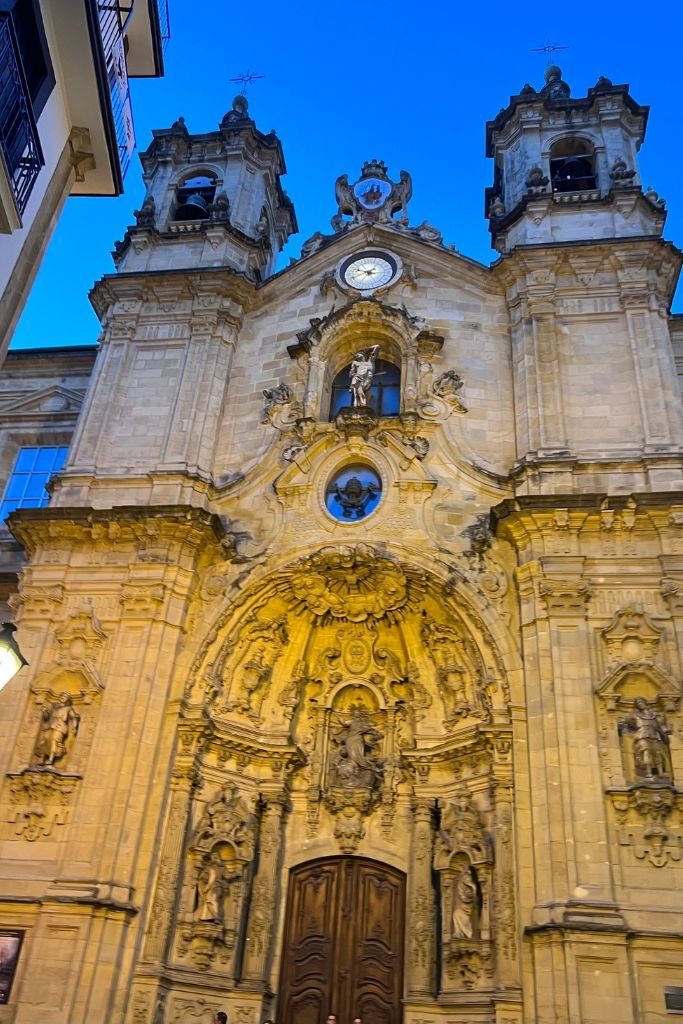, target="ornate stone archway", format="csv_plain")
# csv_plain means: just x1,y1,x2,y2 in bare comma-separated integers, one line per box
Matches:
135,543,521,1023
